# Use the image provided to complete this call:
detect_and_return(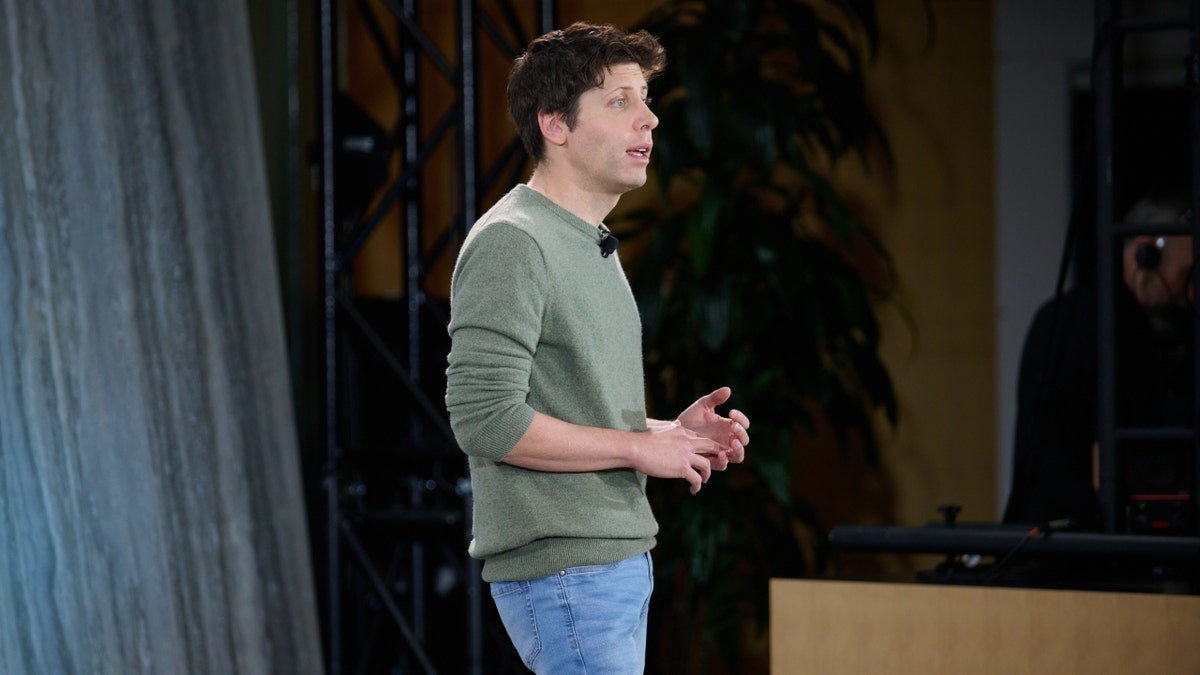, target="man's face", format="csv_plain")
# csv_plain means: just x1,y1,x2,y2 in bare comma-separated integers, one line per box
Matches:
559,62,659,197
